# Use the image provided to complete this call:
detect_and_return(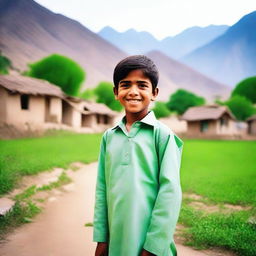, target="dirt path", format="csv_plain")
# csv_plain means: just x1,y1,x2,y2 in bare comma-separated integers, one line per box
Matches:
0,162,234,256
